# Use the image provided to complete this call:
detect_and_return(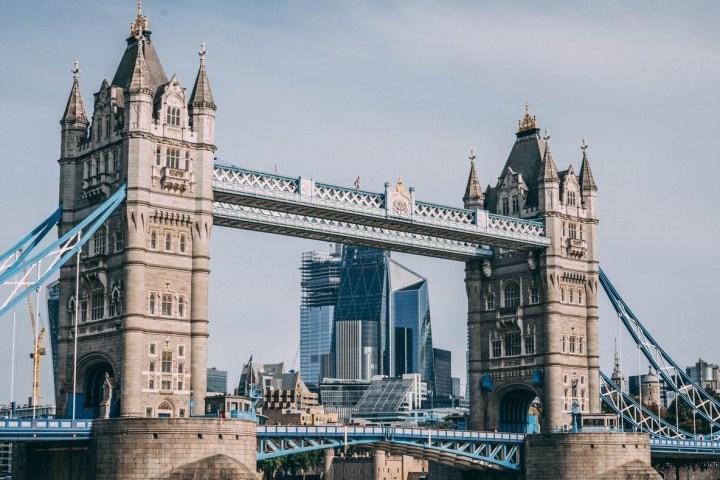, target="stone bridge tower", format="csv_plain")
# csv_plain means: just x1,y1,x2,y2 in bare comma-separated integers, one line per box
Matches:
55,5,216,418
465,107,599,432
